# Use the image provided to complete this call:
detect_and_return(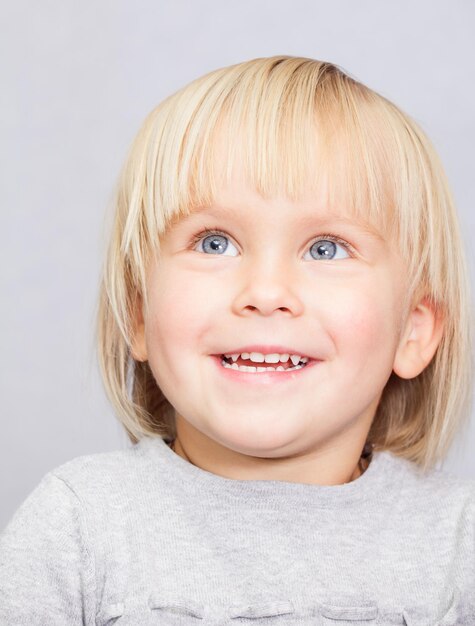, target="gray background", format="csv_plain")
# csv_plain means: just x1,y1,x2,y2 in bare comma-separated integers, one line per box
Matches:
1,0,474,531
